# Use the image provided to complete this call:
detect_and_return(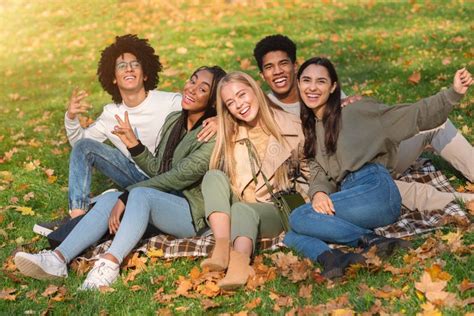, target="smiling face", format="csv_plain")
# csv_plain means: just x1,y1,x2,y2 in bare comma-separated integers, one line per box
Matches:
221,81,260,127
114,52,147,94
260,50,297,99
298,64,336,118
181,69,213,113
